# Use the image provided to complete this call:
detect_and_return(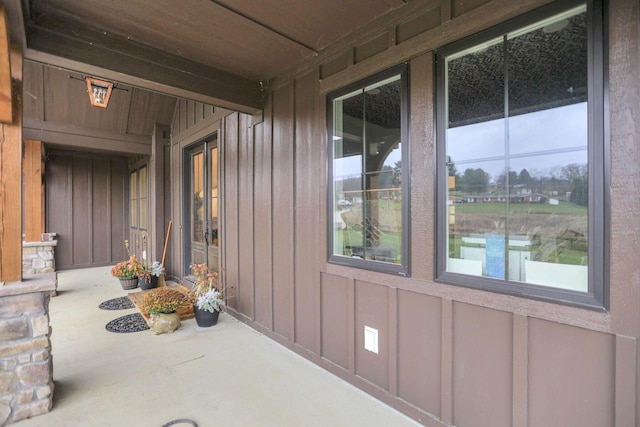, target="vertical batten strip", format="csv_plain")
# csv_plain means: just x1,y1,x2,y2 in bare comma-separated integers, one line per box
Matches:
512,314,528,427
